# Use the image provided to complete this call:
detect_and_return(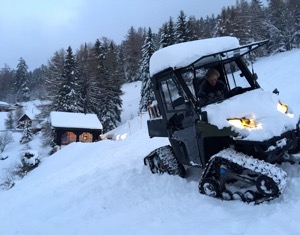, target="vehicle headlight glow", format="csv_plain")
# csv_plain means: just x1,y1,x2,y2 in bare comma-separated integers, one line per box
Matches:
227,118,261,129
277,101,294,118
